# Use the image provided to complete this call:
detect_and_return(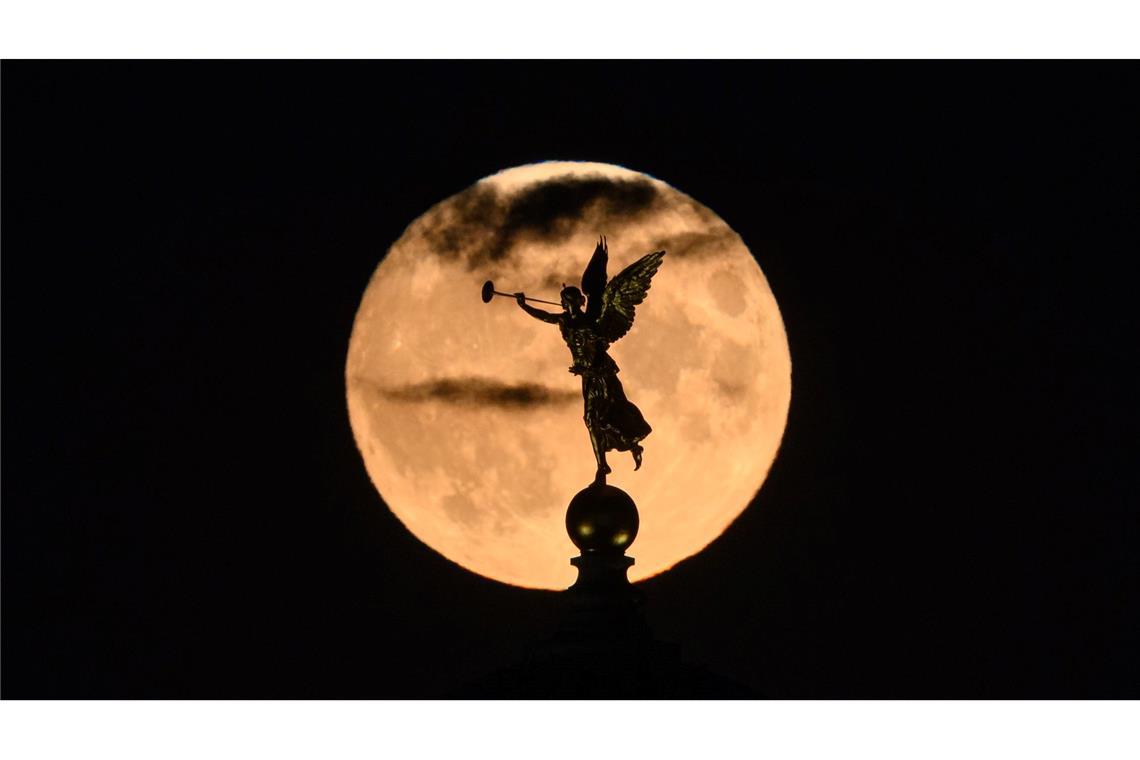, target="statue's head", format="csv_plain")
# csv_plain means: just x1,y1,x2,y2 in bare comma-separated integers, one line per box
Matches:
560,285,585,313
